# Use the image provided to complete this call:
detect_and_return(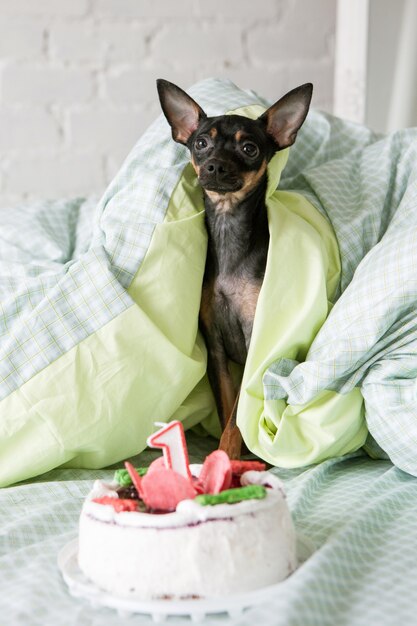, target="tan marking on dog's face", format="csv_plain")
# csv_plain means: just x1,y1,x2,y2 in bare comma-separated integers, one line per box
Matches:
240,158,267,195
204,190,239,213
204,159,267,214
191,156,200,177
235,130,245,143
209,127,218,139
